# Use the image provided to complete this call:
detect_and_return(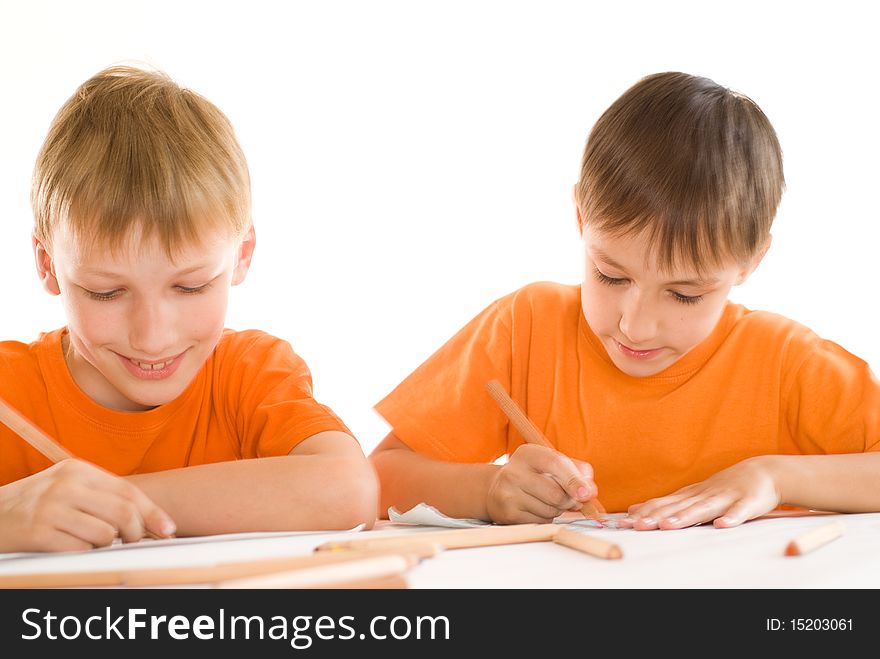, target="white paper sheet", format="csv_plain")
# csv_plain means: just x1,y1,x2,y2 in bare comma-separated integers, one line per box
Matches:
388,503,491,528
0,525,365,562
